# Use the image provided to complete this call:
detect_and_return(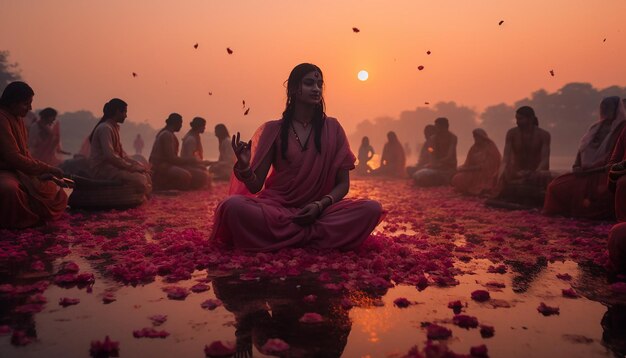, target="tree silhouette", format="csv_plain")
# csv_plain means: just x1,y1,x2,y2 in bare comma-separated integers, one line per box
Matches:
0,51,21,89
